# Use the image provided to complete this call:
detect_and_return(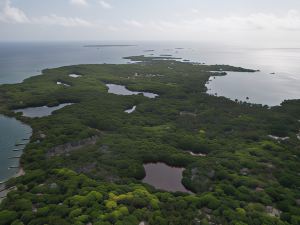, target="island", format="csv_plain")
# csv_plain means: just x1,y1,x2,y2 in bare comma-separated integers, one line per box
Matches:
0,56,299,225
